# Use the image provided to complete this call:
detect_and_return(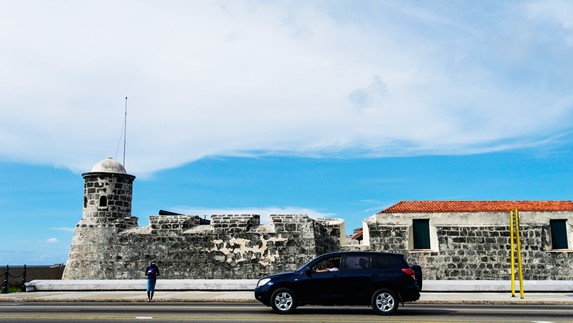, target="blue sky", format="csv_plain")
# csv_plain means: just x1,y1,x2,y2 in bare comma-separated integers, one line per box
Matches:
1,0,573,265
